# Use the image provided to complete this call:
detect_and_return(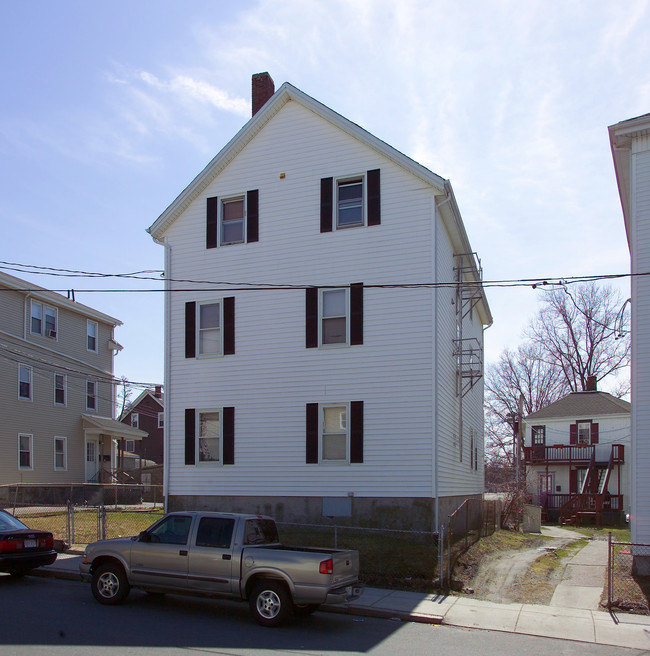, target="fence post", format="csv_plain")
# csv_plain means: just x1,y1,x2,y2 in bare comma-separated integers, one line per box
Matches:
334,525,338,549
66,502,72,546
607,531,612,609
438,524,445,587
101,505,106,541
